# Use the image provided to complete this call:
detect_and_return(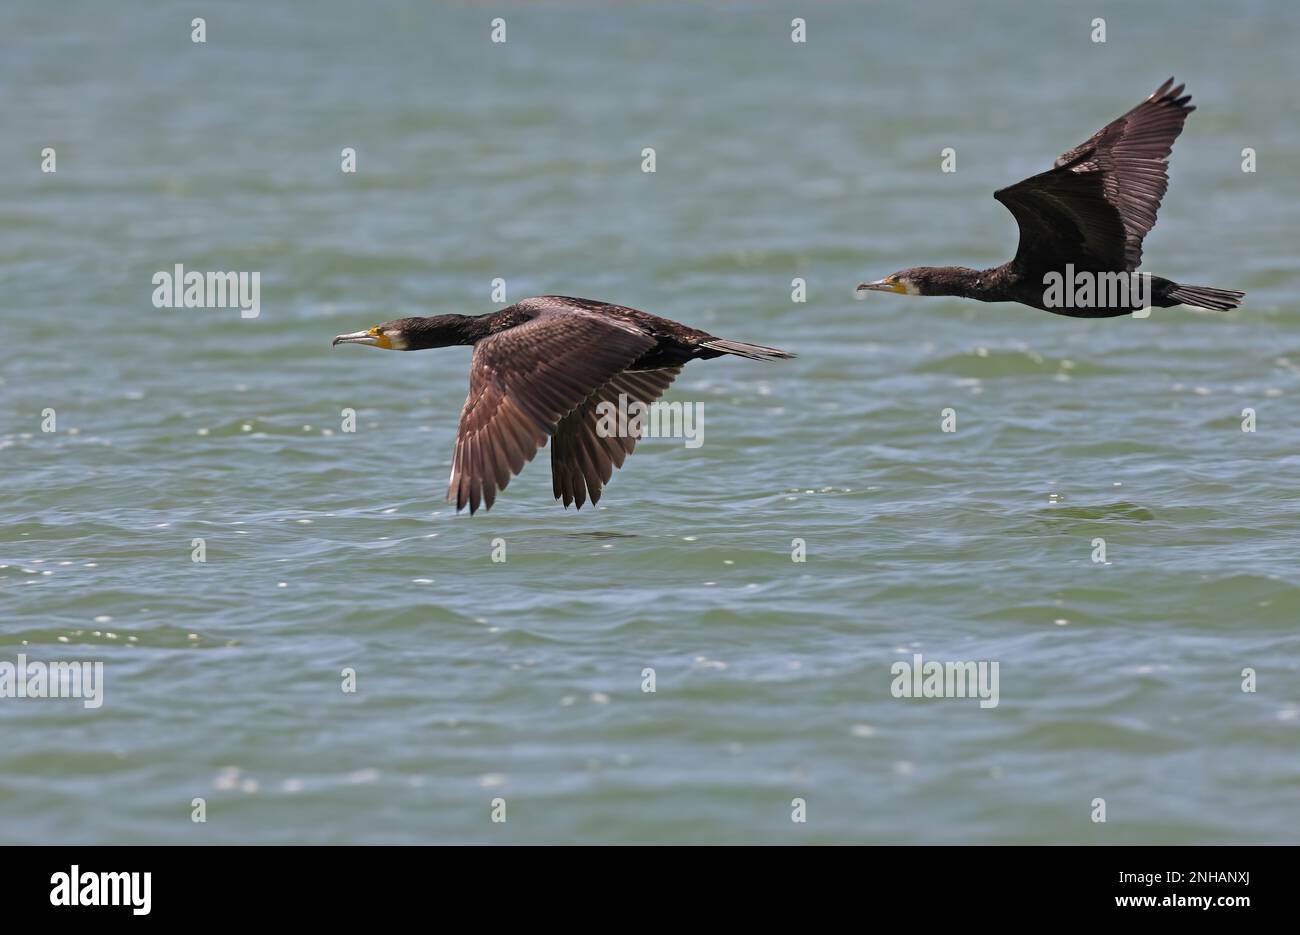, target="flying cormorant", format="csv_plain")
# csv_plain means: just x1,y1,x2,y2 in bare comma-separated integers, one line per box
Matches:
333,296,794,515
858,78,1244,317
